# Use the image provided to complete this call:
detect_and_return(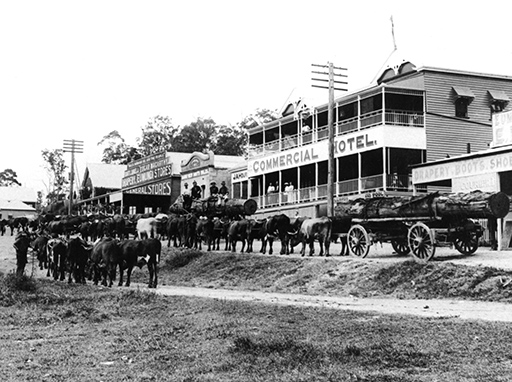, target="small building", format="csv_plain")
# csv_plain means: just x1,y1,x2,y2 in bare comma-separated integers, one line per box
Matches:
0,186,37,219
180,151,243,199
